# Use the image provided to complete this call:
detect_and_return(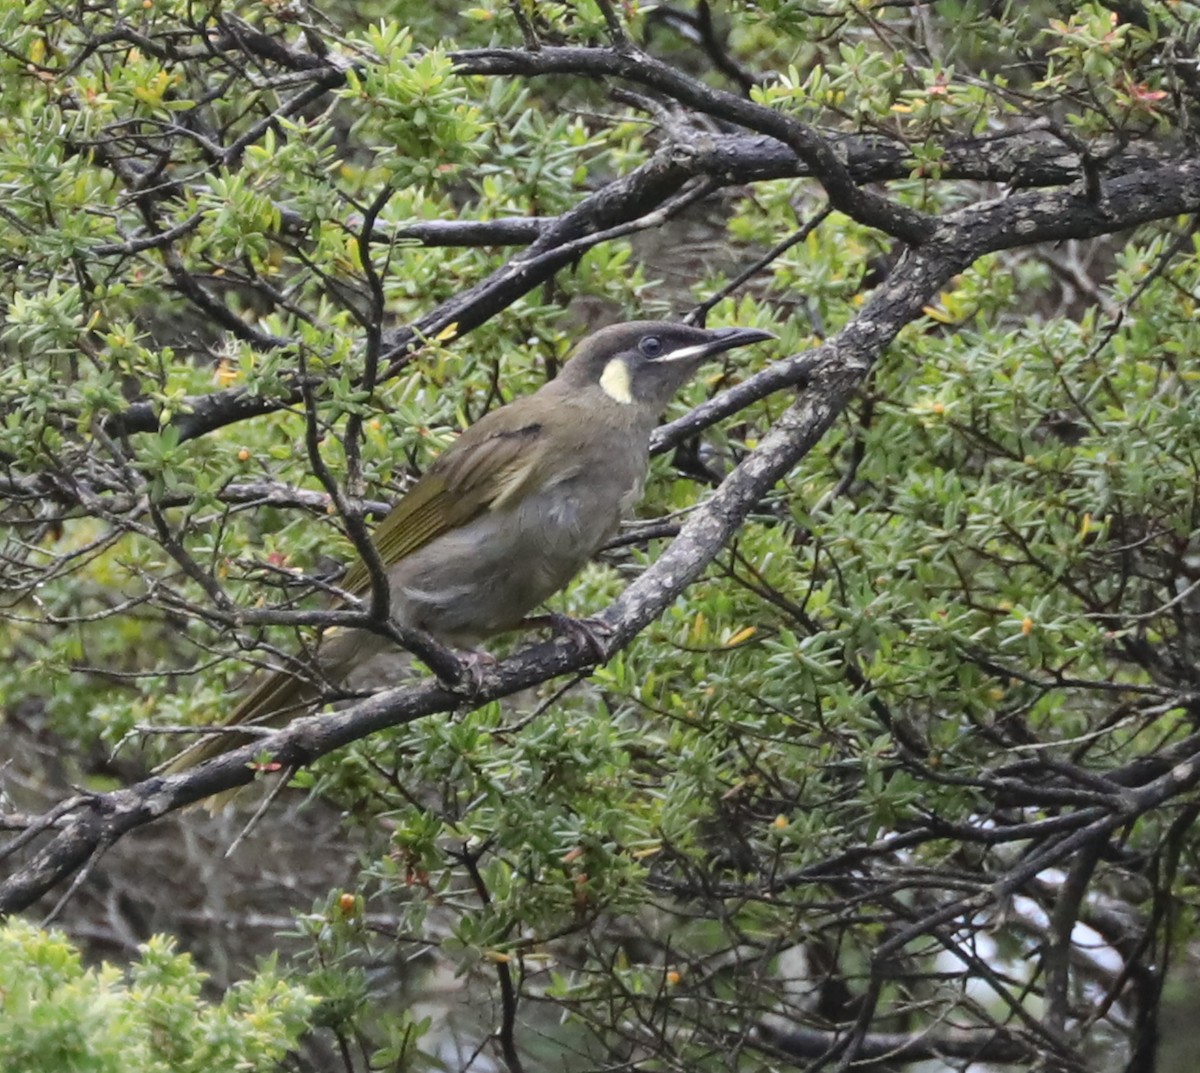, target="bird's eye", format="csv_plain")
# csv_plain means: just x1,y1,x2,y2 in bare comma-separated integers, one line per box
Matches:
639,336,663,358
